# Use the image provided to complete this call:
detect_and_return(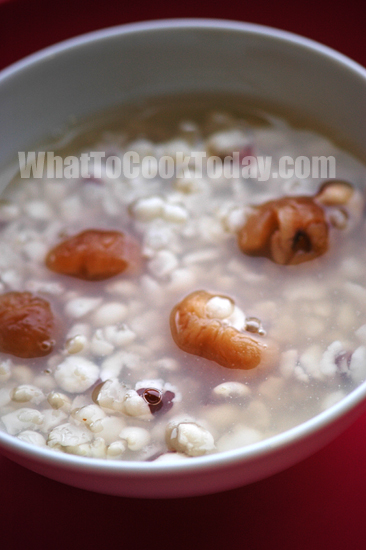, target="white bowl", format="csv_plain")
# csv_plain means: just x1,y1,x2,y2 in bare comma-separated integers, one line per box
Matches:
0,19,365,498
